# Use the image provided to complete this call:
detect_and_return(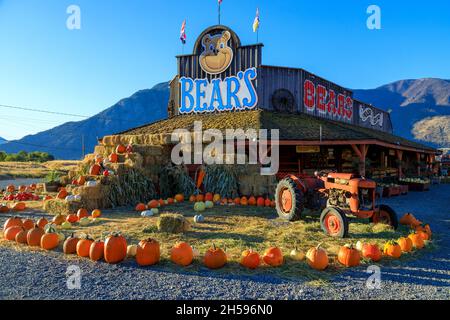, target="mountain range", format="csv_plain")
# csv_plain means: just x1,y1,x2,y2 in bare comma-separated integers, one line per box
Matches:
0,137,6,145
1,78,449,159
